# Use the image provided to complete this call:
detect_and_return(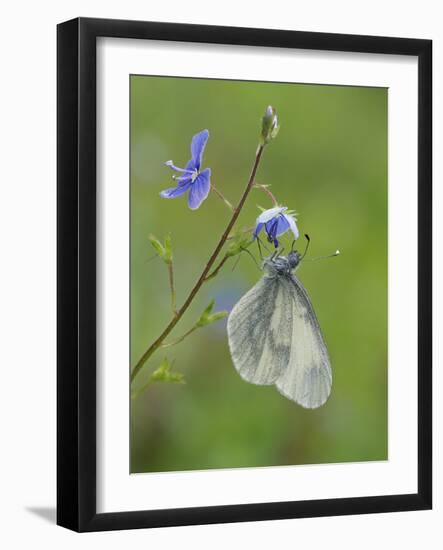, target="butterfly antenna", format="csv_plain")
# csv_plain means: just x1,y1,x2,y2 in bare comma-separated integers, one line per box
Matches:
309,249,341,262
300,234,311,260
